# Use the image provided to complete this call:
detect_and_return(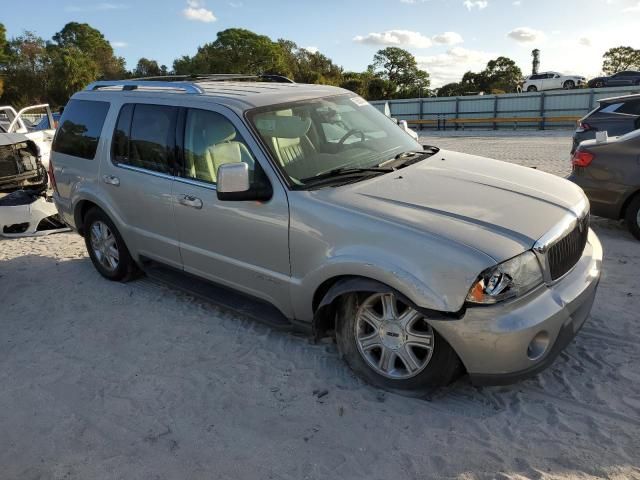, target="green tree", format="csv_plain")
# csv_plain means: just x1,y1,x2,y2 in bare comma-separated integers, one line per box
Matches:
133,57,163,77
602,46,640,75
0,23,7,97
47,45,99,106
51,22,126,79
1,32,51,108
369,47,430,98
175,28,288,76
482,56,522,93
